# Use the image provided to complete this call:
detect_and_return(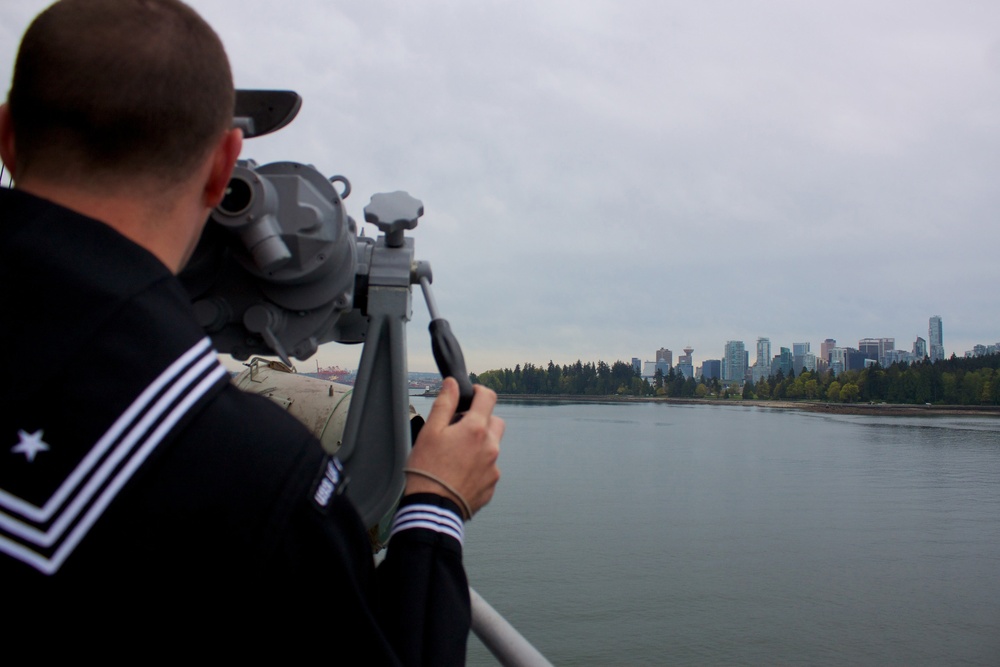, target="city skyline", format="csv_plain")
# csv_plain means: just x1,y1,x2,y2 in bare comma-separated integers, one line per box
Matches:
632,316,999,379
